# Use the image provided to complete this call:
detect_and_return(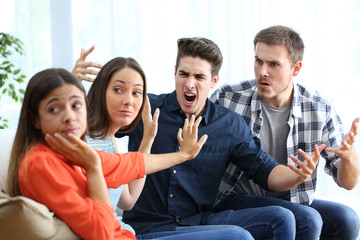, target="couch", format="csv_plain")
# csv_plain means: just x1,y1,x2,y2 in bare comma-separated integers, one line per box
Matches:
0,129,80,240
